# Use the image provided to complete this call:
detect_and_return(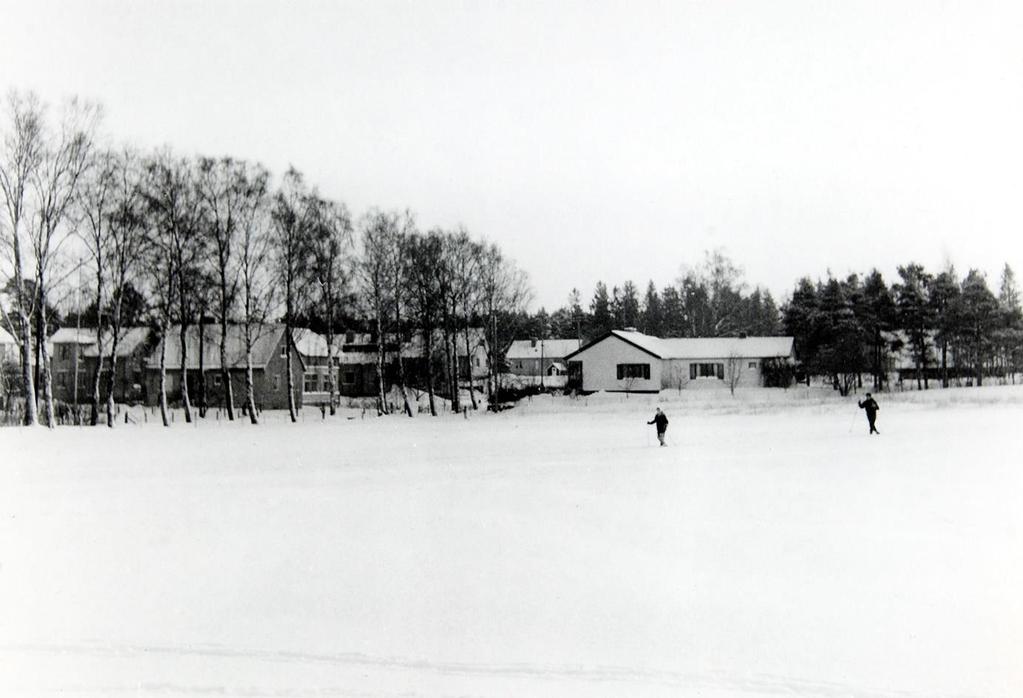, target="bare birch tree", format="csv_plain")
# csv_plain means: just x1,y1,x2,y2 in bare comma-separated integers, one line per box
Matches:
30,96,100,427
0,91,44,425
271,167,312,423
358,209,397,415
309,196,352,415
237,174,273,425
102,149,146,427
196,157,268,421
77,148,117,425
